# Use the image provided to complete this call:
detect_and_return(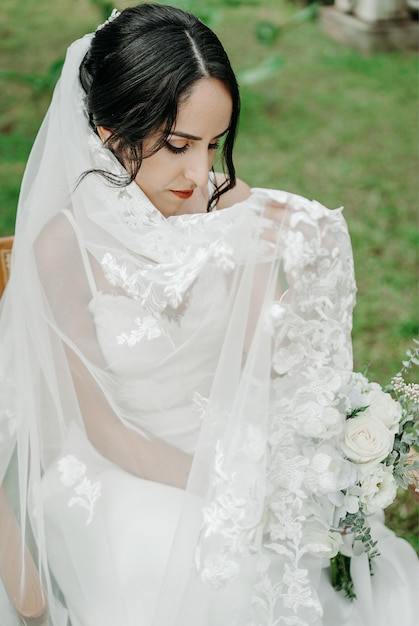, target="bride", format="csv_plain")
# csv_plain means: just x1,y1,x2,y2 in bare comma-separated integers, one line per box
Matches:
0,4,417,625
